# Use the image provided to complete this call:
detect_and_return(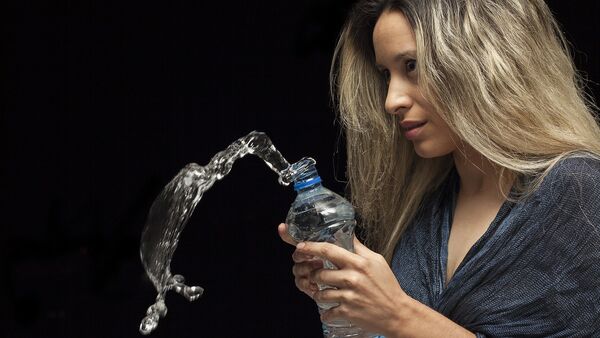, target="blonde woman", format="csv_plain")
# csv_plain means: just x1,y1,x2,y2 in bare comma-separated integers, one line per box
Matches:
278,0,600,336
